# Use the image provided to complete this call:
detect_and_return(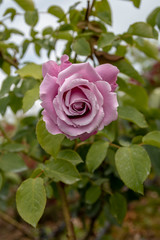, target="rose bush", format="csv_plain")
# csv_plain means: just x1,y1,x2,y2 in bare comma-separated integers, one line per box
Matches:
40,55,119,140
